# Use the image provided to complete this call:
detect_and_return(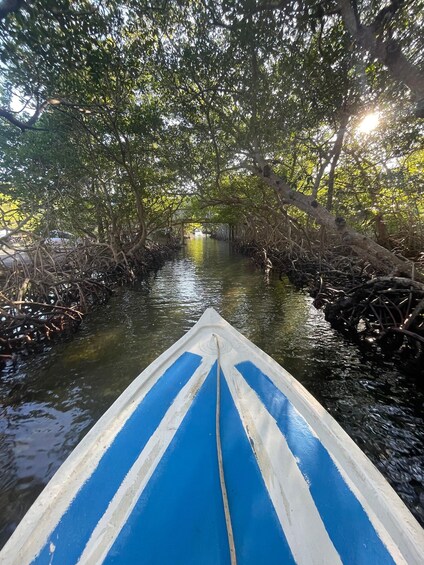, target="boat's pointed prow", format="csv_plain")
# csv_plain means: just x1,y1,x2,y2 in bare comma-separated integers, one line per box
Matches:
195,307,225,326
1,308,424,565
